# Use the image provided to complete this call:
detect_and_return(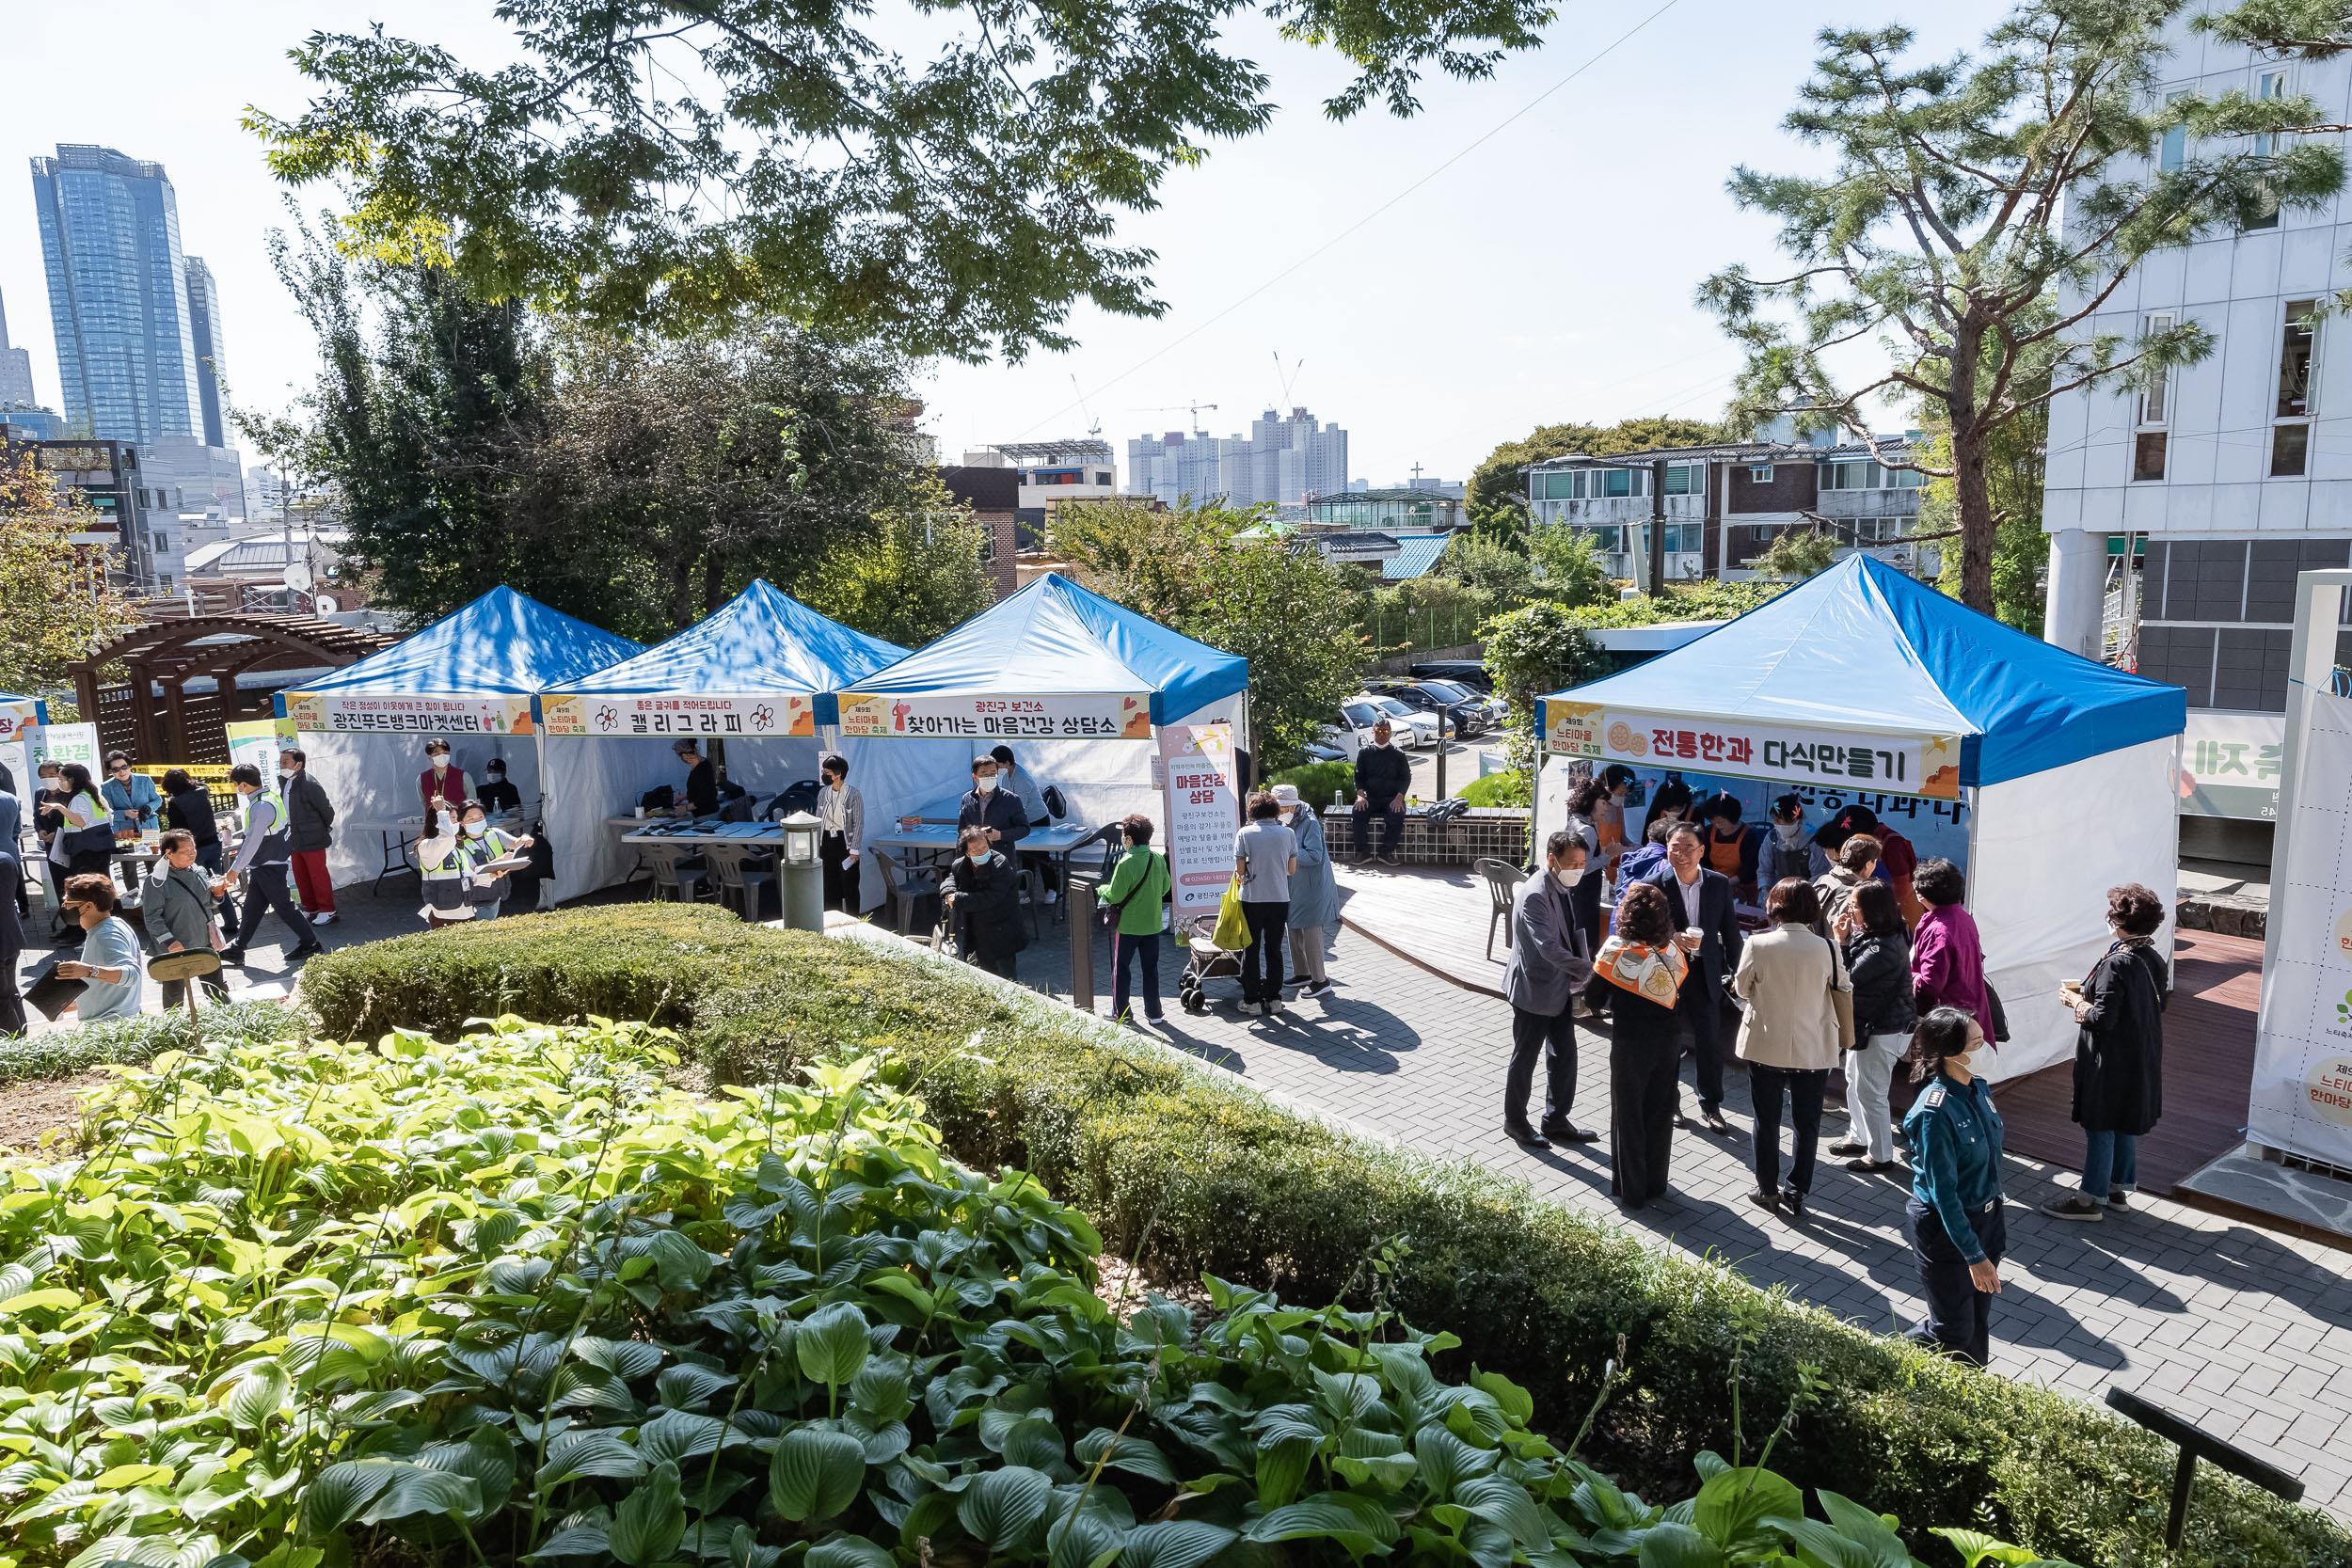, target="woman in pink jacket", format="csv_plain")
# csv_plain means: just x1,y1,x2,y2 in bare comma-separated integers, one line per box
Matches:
1910,857,1991,1042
